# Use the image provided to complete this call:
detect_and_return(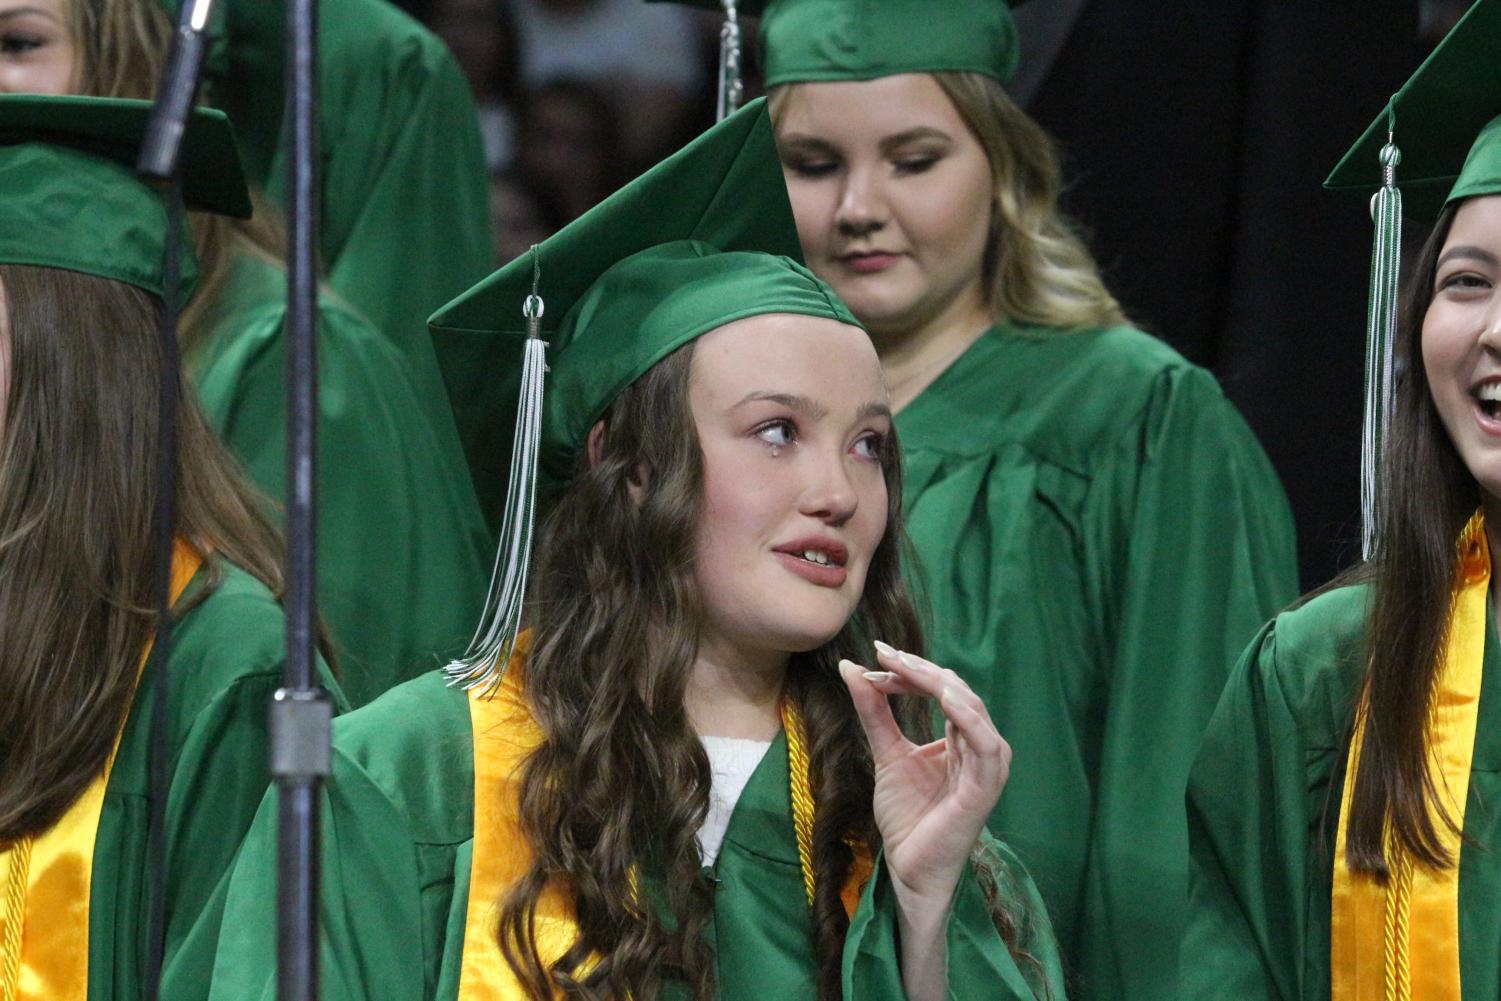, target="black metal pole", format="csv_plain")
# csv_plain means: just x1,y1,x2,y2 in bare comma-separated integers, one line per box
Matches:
135,2,217,997
137,0,215,182
272,0,332,1000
